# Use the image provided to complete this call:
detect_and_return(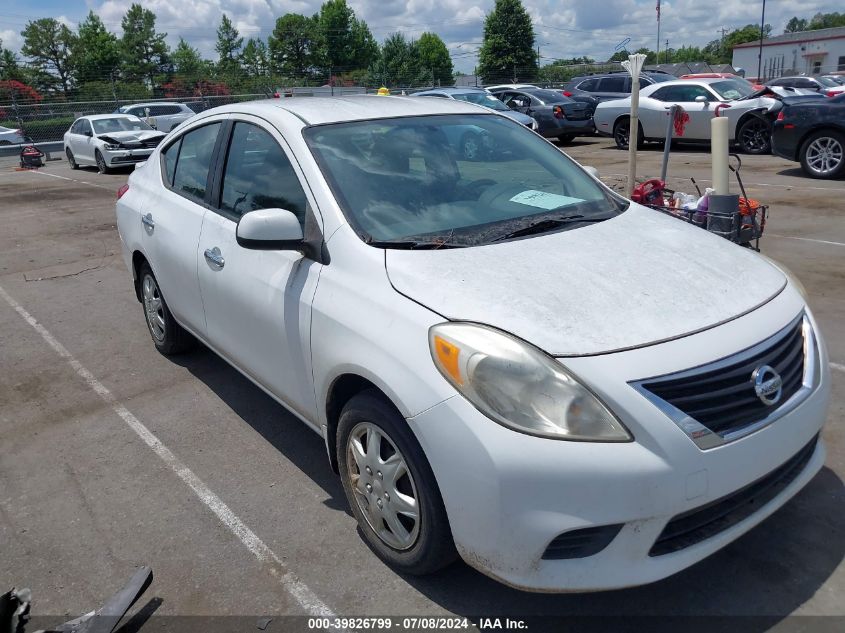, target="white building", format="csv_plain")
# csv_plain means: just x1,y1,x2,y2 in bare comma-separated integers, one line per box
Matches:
732,26,845,80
